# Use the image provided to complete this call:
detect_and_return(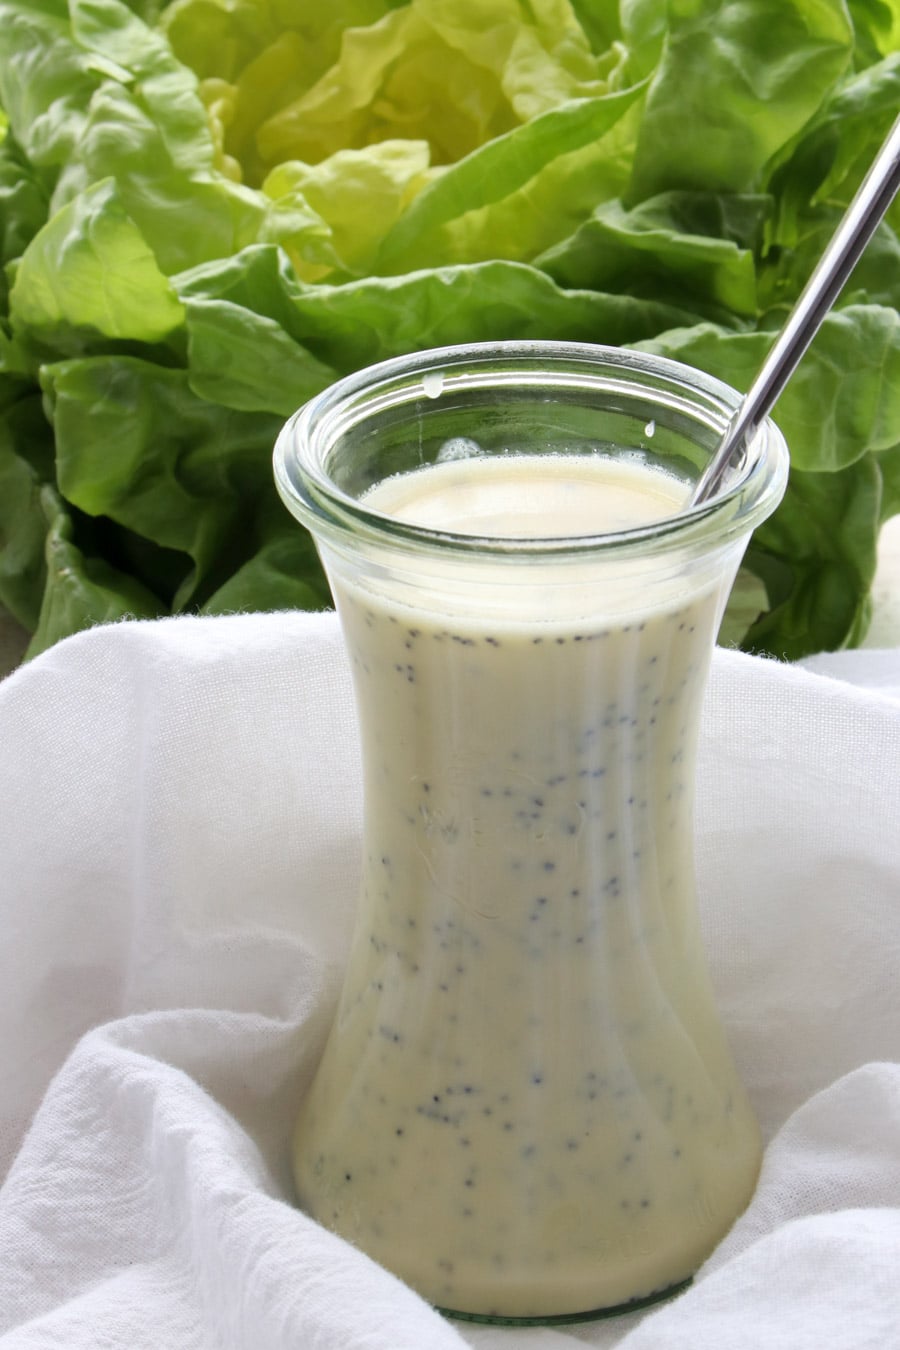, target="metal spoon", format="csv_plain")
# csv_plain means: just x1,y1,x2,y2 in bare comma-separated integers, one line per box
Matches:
689,113,900,506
